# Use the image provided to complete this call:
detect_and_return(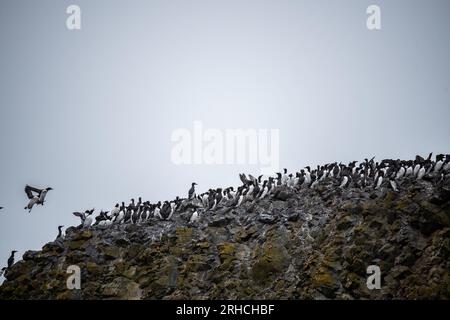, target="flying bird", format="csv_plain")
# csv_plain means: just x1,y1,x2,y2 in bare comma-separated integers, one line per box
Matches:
24,185,53,212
